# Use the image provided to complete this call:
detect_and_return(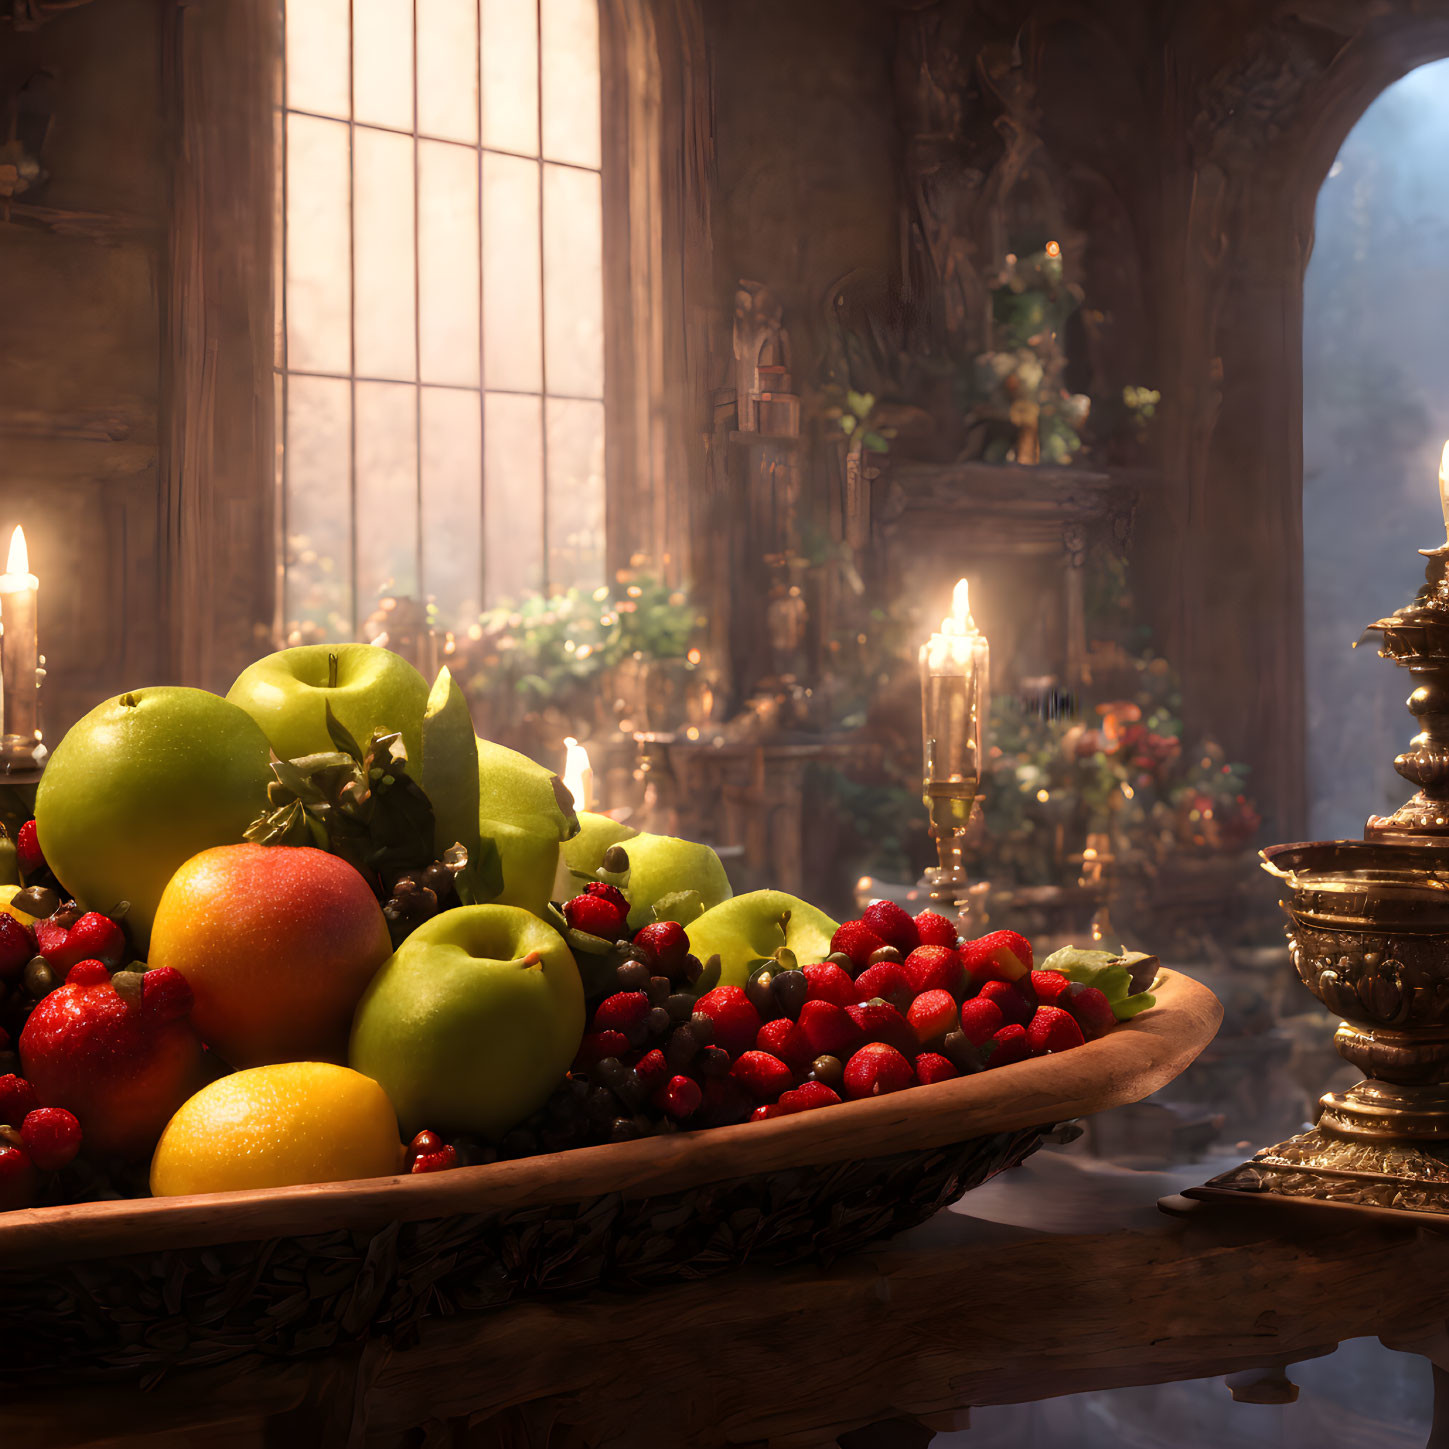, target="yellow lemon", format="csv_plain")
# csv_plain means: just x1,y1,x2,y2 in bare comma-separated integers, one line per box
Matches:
150,1062,405,1197
0,885,37,928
